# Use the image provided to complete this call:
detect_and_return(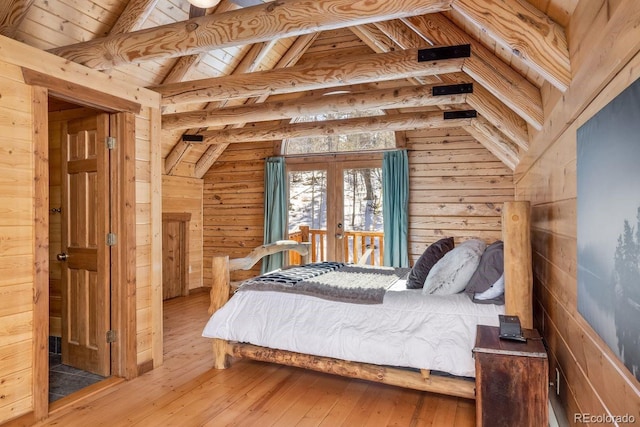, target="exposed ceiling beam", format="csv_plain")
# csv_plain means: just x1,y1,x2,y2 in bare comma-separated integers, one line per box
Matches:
456,75,527,150
400,14,543,130
160,1,237,86
164,40,277,175
163,84,469,131
154,48,465,105
199,111,474,145
194,144,228,179
193,33,319,178
109,0,160,35
351,20,526,165
465,116,519,170
48,0,452,70
163,0,245,175
0,0,34,38
451,0,570,92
